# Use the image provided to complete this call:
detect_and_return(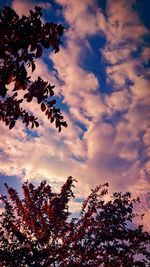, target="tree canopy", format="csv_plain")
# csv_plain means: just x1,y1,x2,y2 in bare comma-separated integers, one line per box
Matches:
0,177,150,266
0,6,67,131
